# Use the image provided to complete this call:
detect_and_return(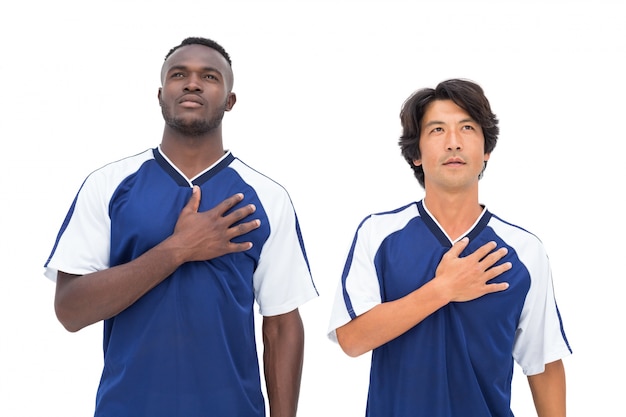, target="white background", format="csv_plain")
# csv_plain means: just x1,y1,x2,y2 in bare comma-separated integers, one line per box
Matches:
1,0,624,416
